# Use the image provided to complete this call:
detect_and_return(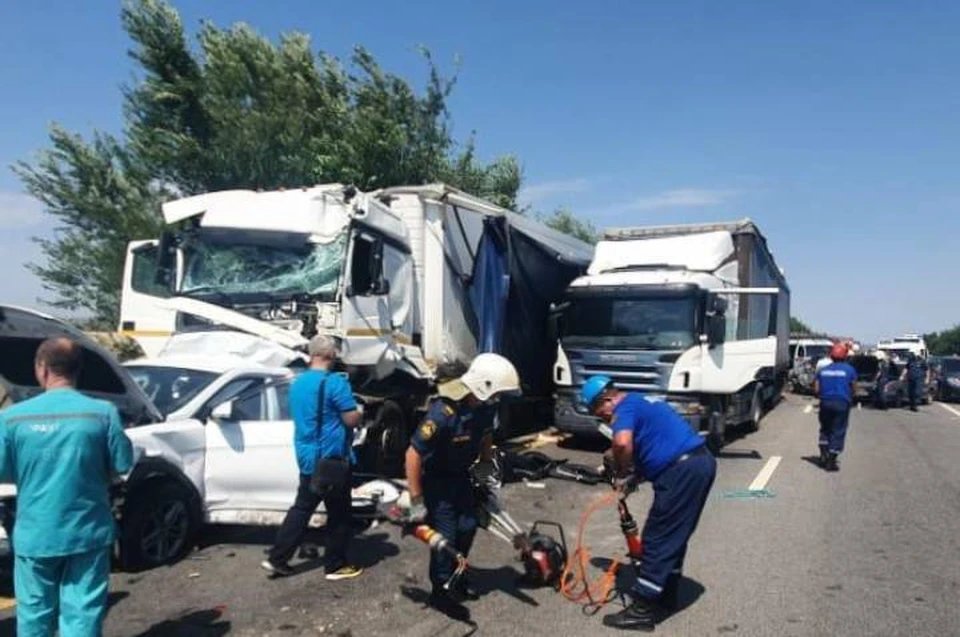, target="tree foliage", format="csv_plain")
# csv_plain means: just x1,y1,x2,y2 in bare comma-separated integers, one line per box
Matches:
790,317,820,335
16,0,545,324
925,327,960,356
539,207,599,244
